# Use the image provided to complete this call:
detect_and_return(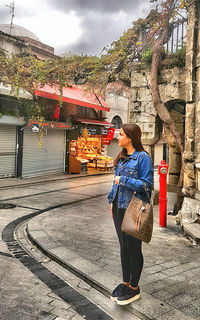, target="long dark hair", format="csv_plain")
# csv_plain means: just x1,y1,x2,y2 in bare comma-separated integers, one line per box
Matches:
115,123,146,165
